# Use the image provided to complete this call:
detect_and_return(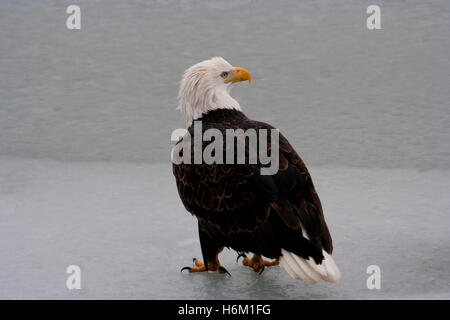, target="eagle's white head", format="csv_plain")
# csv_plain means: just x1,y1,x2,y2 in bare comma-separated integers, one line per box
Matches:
177,57,251,125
